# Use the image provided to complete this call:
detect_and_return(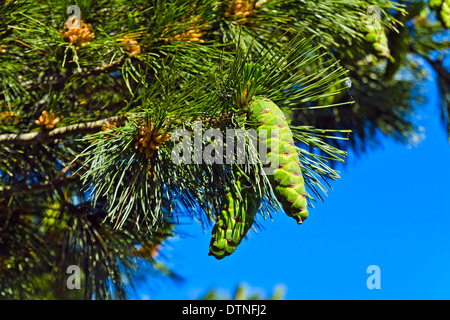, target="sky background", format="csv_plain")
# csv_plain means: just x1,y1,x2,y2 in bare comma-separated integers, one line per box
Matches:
130,57,450,300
